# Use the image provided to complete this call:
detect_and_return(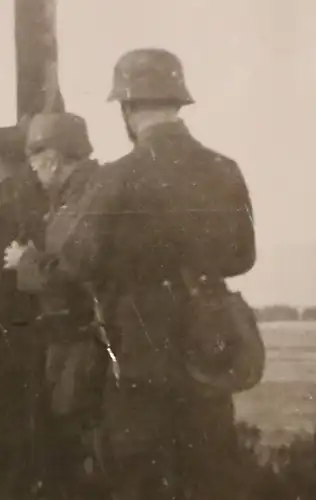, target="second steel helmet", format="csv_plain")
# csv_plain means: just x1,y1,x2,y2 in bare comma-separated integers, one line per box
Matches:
26,112,93,159
108,48,194,105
